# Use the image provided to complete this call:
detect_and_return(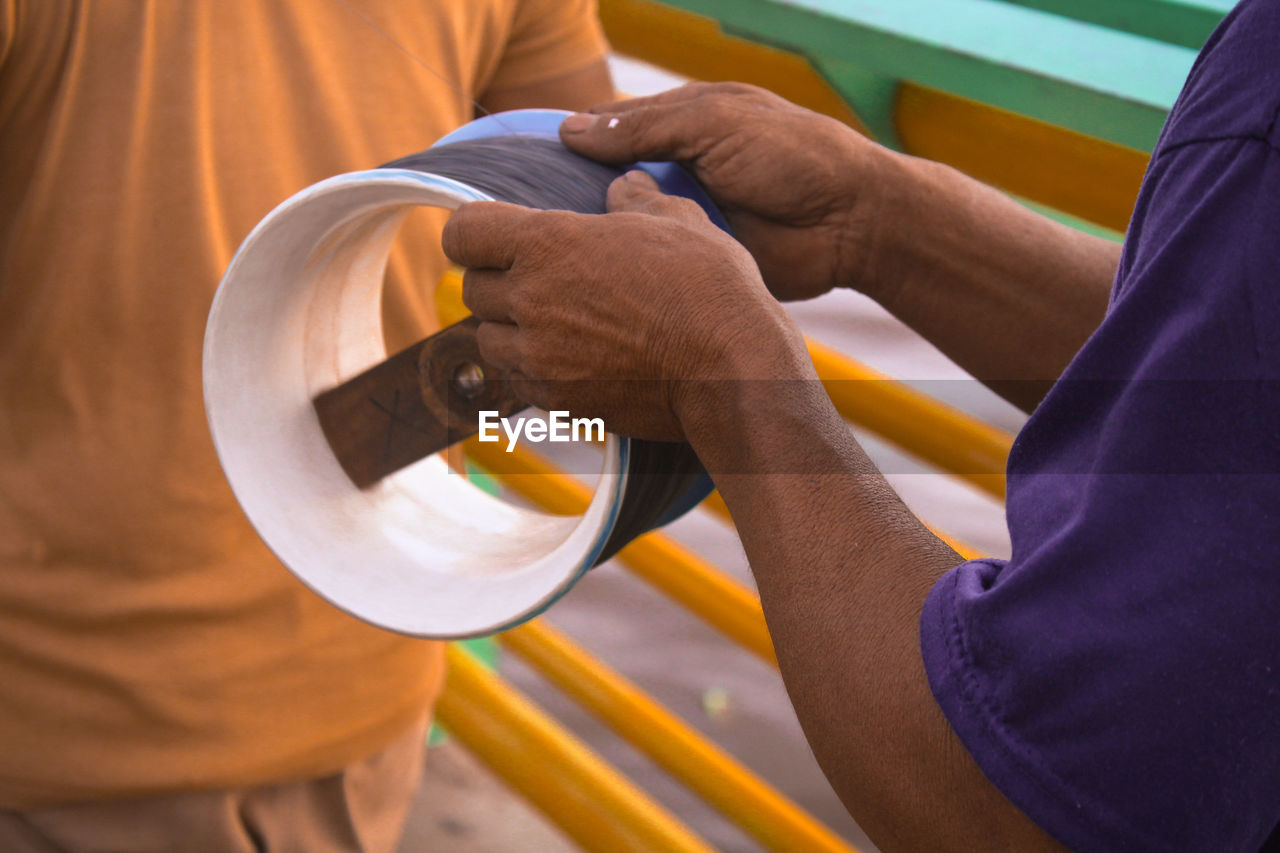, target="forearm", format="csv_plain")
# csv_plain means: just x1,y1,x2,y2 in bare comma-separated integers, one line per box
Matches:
678,339,1064,850
858,150,1121,412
